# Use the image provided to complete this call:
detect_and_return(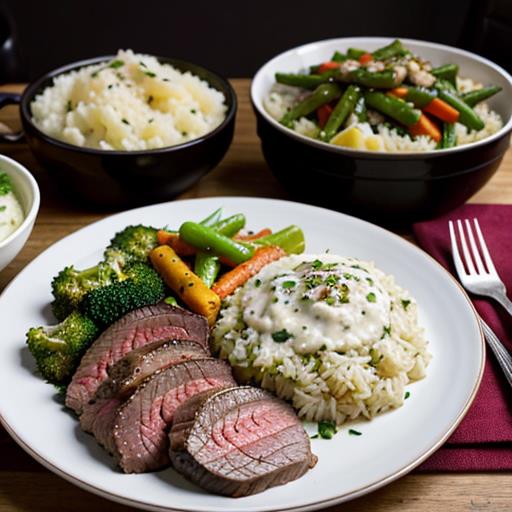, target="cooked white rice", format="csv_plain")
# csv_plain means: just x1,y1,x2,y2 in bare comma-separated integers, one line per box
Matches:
212,254,431,425
31,50,227,151
264,77,503,152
